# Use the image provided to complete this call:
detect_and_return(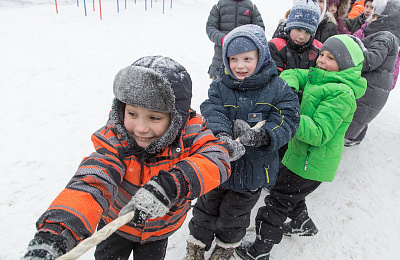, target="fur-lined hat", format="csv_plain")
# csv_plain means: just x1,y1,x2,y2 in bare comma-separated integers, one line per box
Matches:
112,56,192,154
